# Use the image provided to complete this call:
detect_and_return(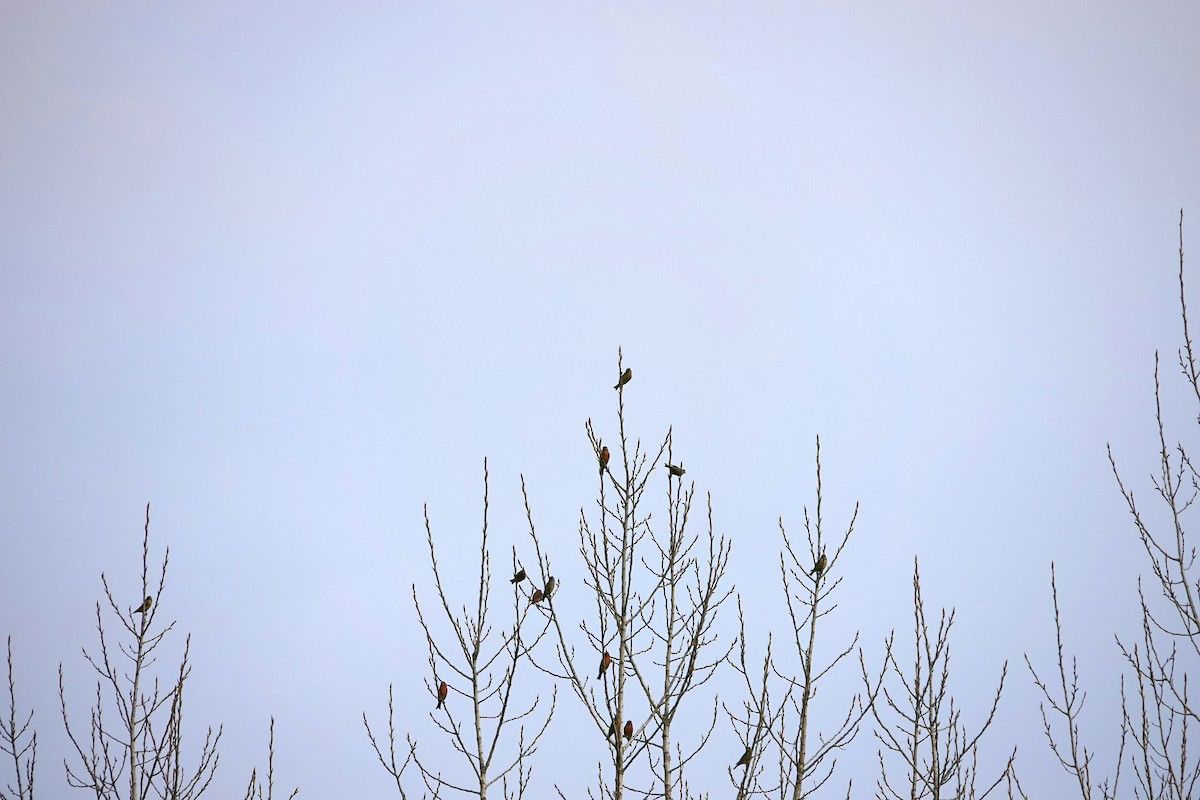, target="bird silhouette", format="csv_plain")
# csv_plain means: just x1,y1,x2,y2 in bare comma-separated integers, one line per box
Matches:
544,576,556,599
735,746,752,768
134,596,152,614
598,651,612,679
614,368,632,390
532,588,544,604
667,463,685,477
436,681,448,709
623,720,633,741
600,446,611,475
510,568,526,584
812,552,828,578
